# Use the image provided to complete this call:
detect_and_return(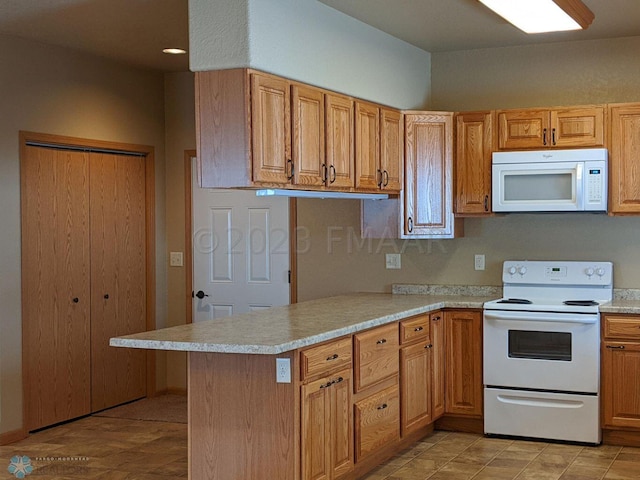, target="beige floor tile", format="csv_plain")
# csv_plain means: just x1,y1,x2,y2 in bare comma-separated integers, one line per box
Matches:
473,466,527,479
5,408,640,480
559,464,608,480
